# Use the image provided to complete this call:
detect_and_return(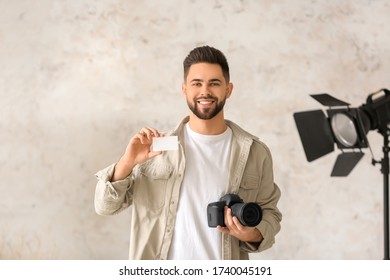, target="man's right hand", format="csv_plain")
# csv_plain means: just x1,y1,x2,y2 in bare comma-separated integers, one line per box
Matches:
111,127,163,182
